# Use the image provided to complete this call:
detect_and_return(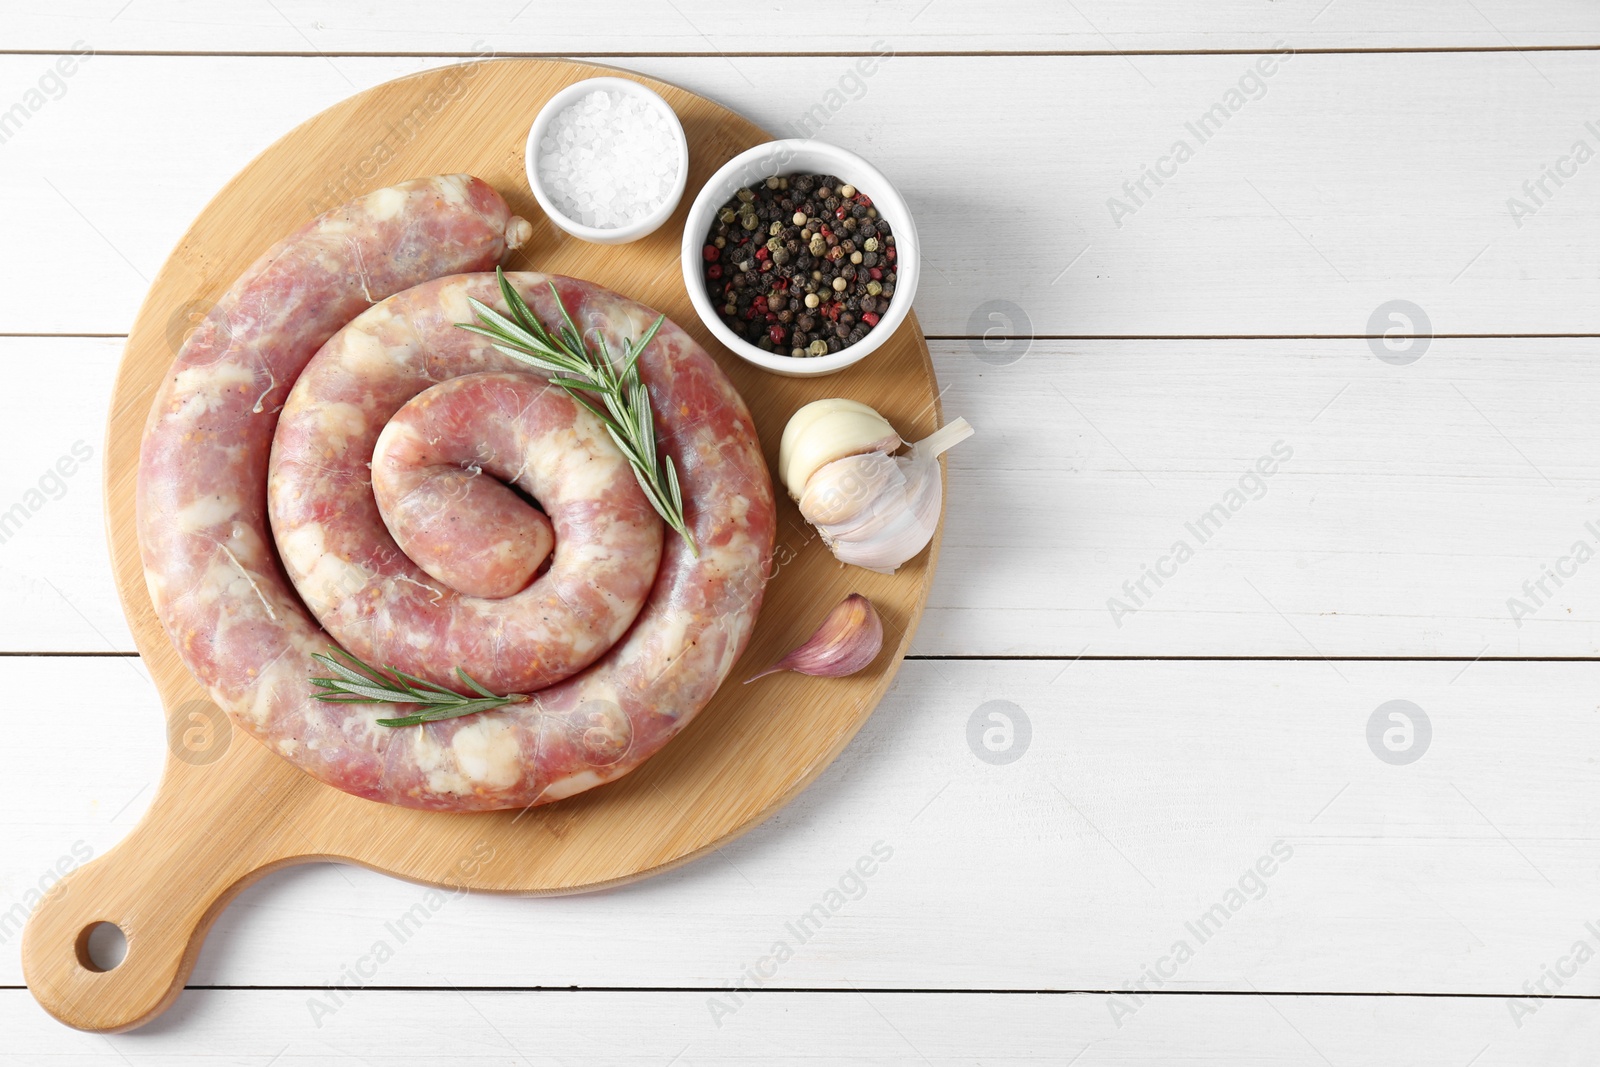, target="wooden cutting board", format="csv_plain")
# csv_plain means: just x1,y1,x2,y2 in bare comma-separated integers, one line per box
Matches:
21,58,943,1033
